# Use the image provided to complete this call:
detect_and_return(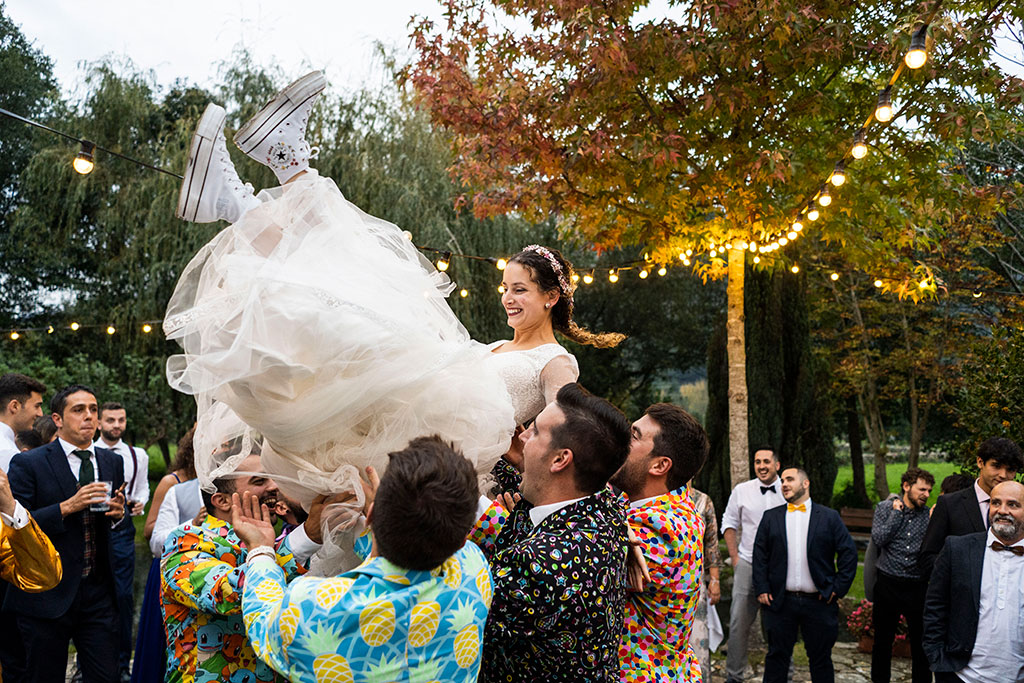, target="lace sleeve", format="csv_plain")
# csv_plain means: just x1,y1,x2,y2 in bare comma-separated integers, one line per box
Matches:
539,354,580,405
